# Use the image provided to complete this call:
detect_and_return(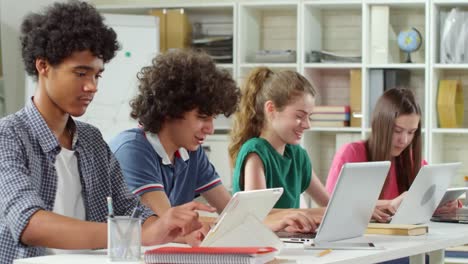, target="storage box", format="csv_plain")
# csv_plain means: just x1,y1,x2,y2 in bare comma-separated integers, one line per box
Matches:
149,9,192,52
